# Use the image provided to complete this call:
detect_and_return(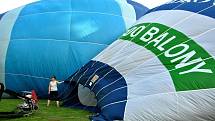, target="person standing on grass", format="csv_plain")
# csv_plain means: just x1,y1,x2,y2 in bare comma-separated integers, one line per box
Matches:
47,75,64,107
